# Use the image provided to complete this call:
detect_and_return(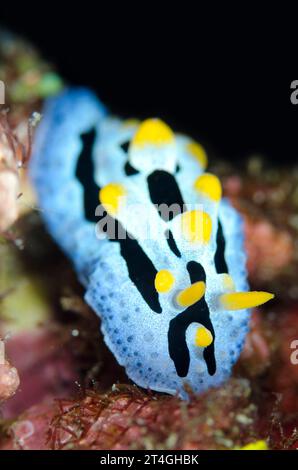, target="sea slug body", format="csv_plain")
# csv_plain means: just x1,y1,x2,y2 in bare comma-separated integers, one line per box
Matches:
30,88,274,399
